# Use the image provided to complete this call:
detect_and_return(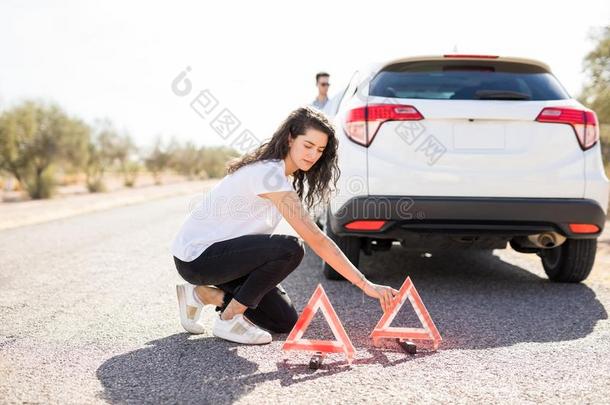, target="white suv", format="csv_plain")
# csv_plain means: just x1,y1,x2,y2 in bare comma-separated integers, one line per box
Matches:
320,54,609,283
